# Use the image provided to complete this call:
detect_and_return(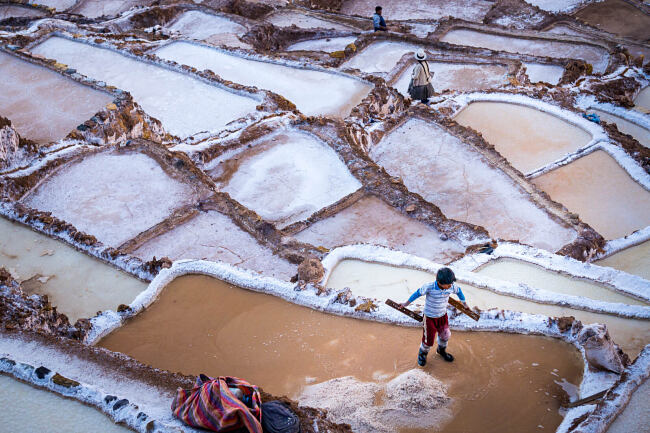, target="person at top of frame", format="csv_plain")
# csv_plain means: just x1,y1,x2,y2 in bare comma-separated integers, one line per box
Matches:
373,6,387,31
401,267,468,366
